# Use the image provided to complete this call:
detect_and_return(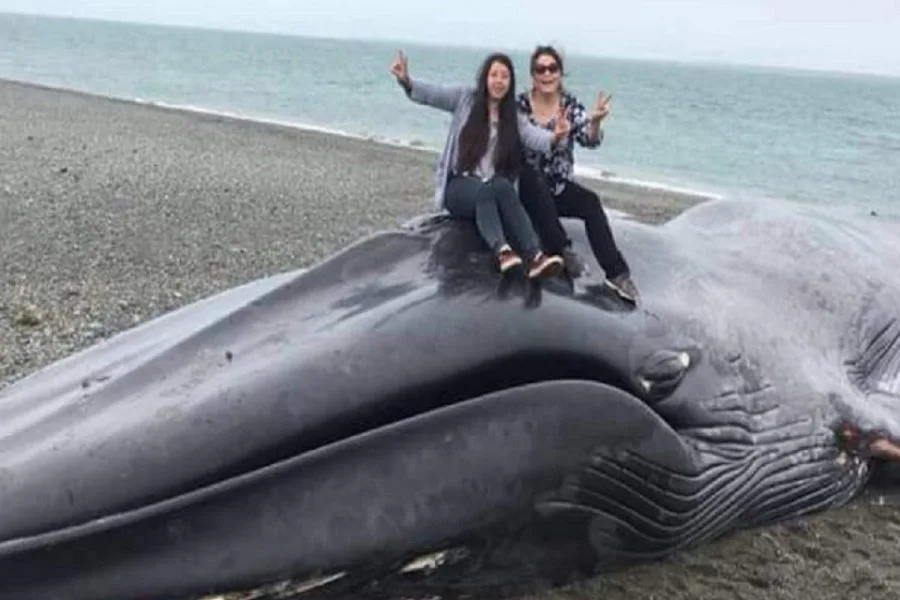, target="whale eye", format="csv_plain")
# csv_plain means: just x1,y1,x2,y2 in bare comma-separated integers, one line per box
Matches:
634,347,697,401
